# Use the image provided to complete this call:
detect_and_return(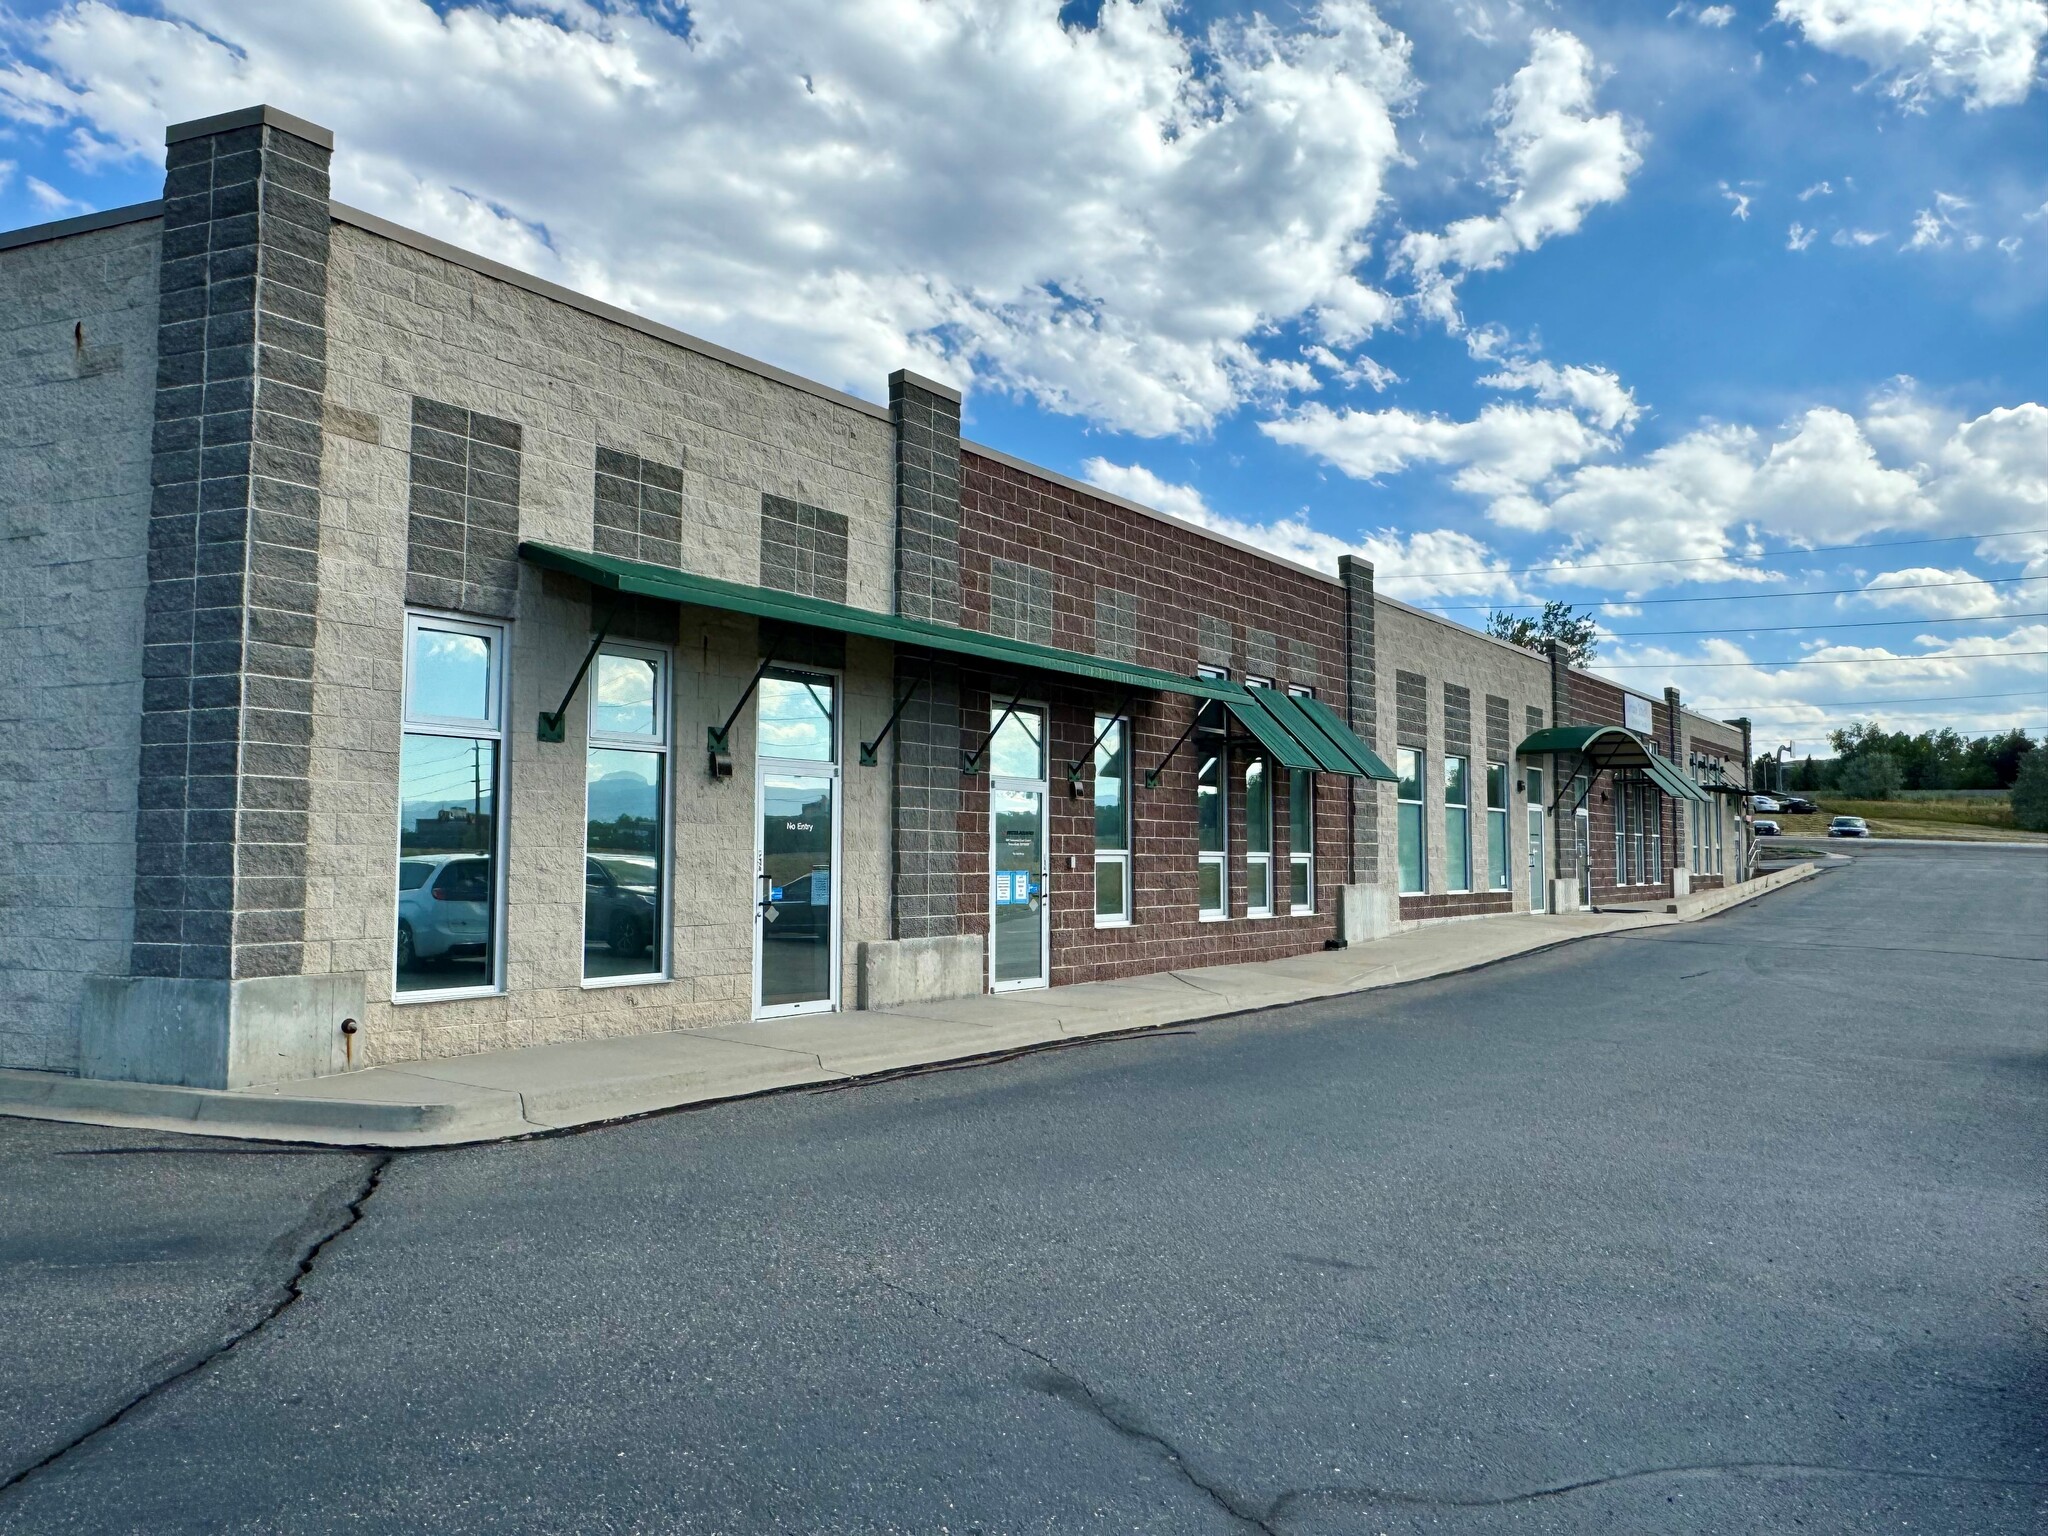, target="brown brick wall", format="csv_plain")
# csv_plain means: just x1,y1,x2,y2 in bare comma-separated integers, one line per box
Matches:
957,453,1350,984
